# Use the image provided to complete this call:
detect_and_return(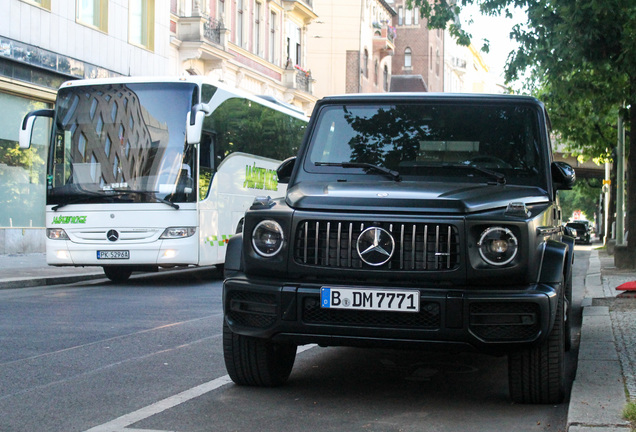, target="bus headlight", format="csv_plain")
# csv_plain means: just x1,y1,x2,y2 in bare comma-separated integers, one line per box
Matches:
477,227,518,266
252,220,284,257
160,227,196,239
47,228,69,240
